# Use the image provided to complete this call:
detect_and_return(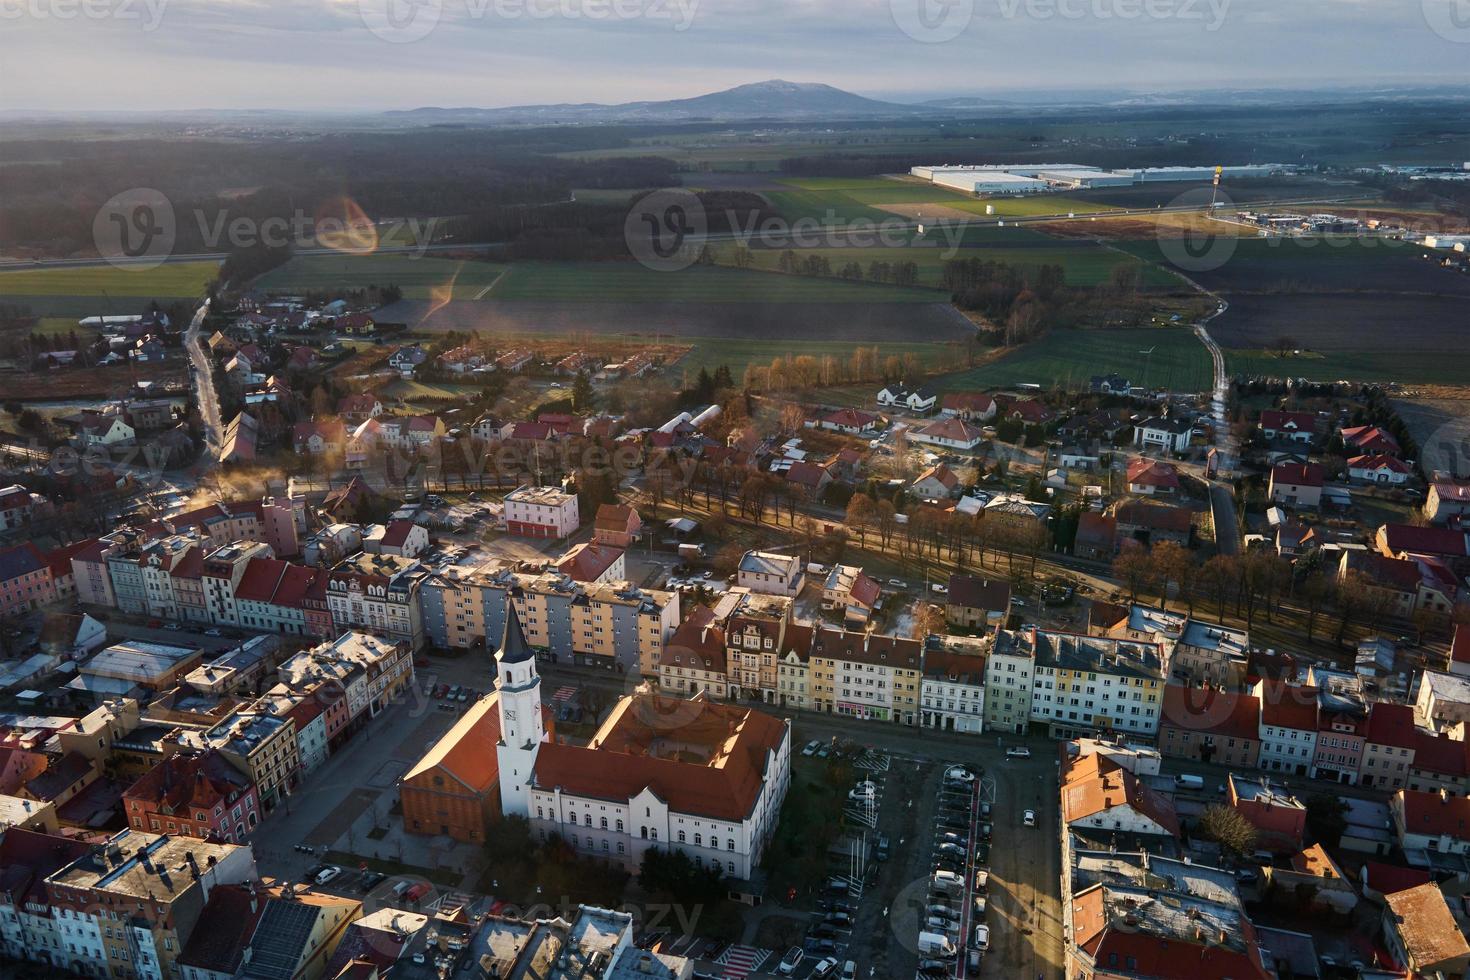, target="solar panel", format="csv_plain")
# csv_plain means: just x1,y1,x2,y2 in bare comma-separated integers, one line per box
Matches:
245,899,318,979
